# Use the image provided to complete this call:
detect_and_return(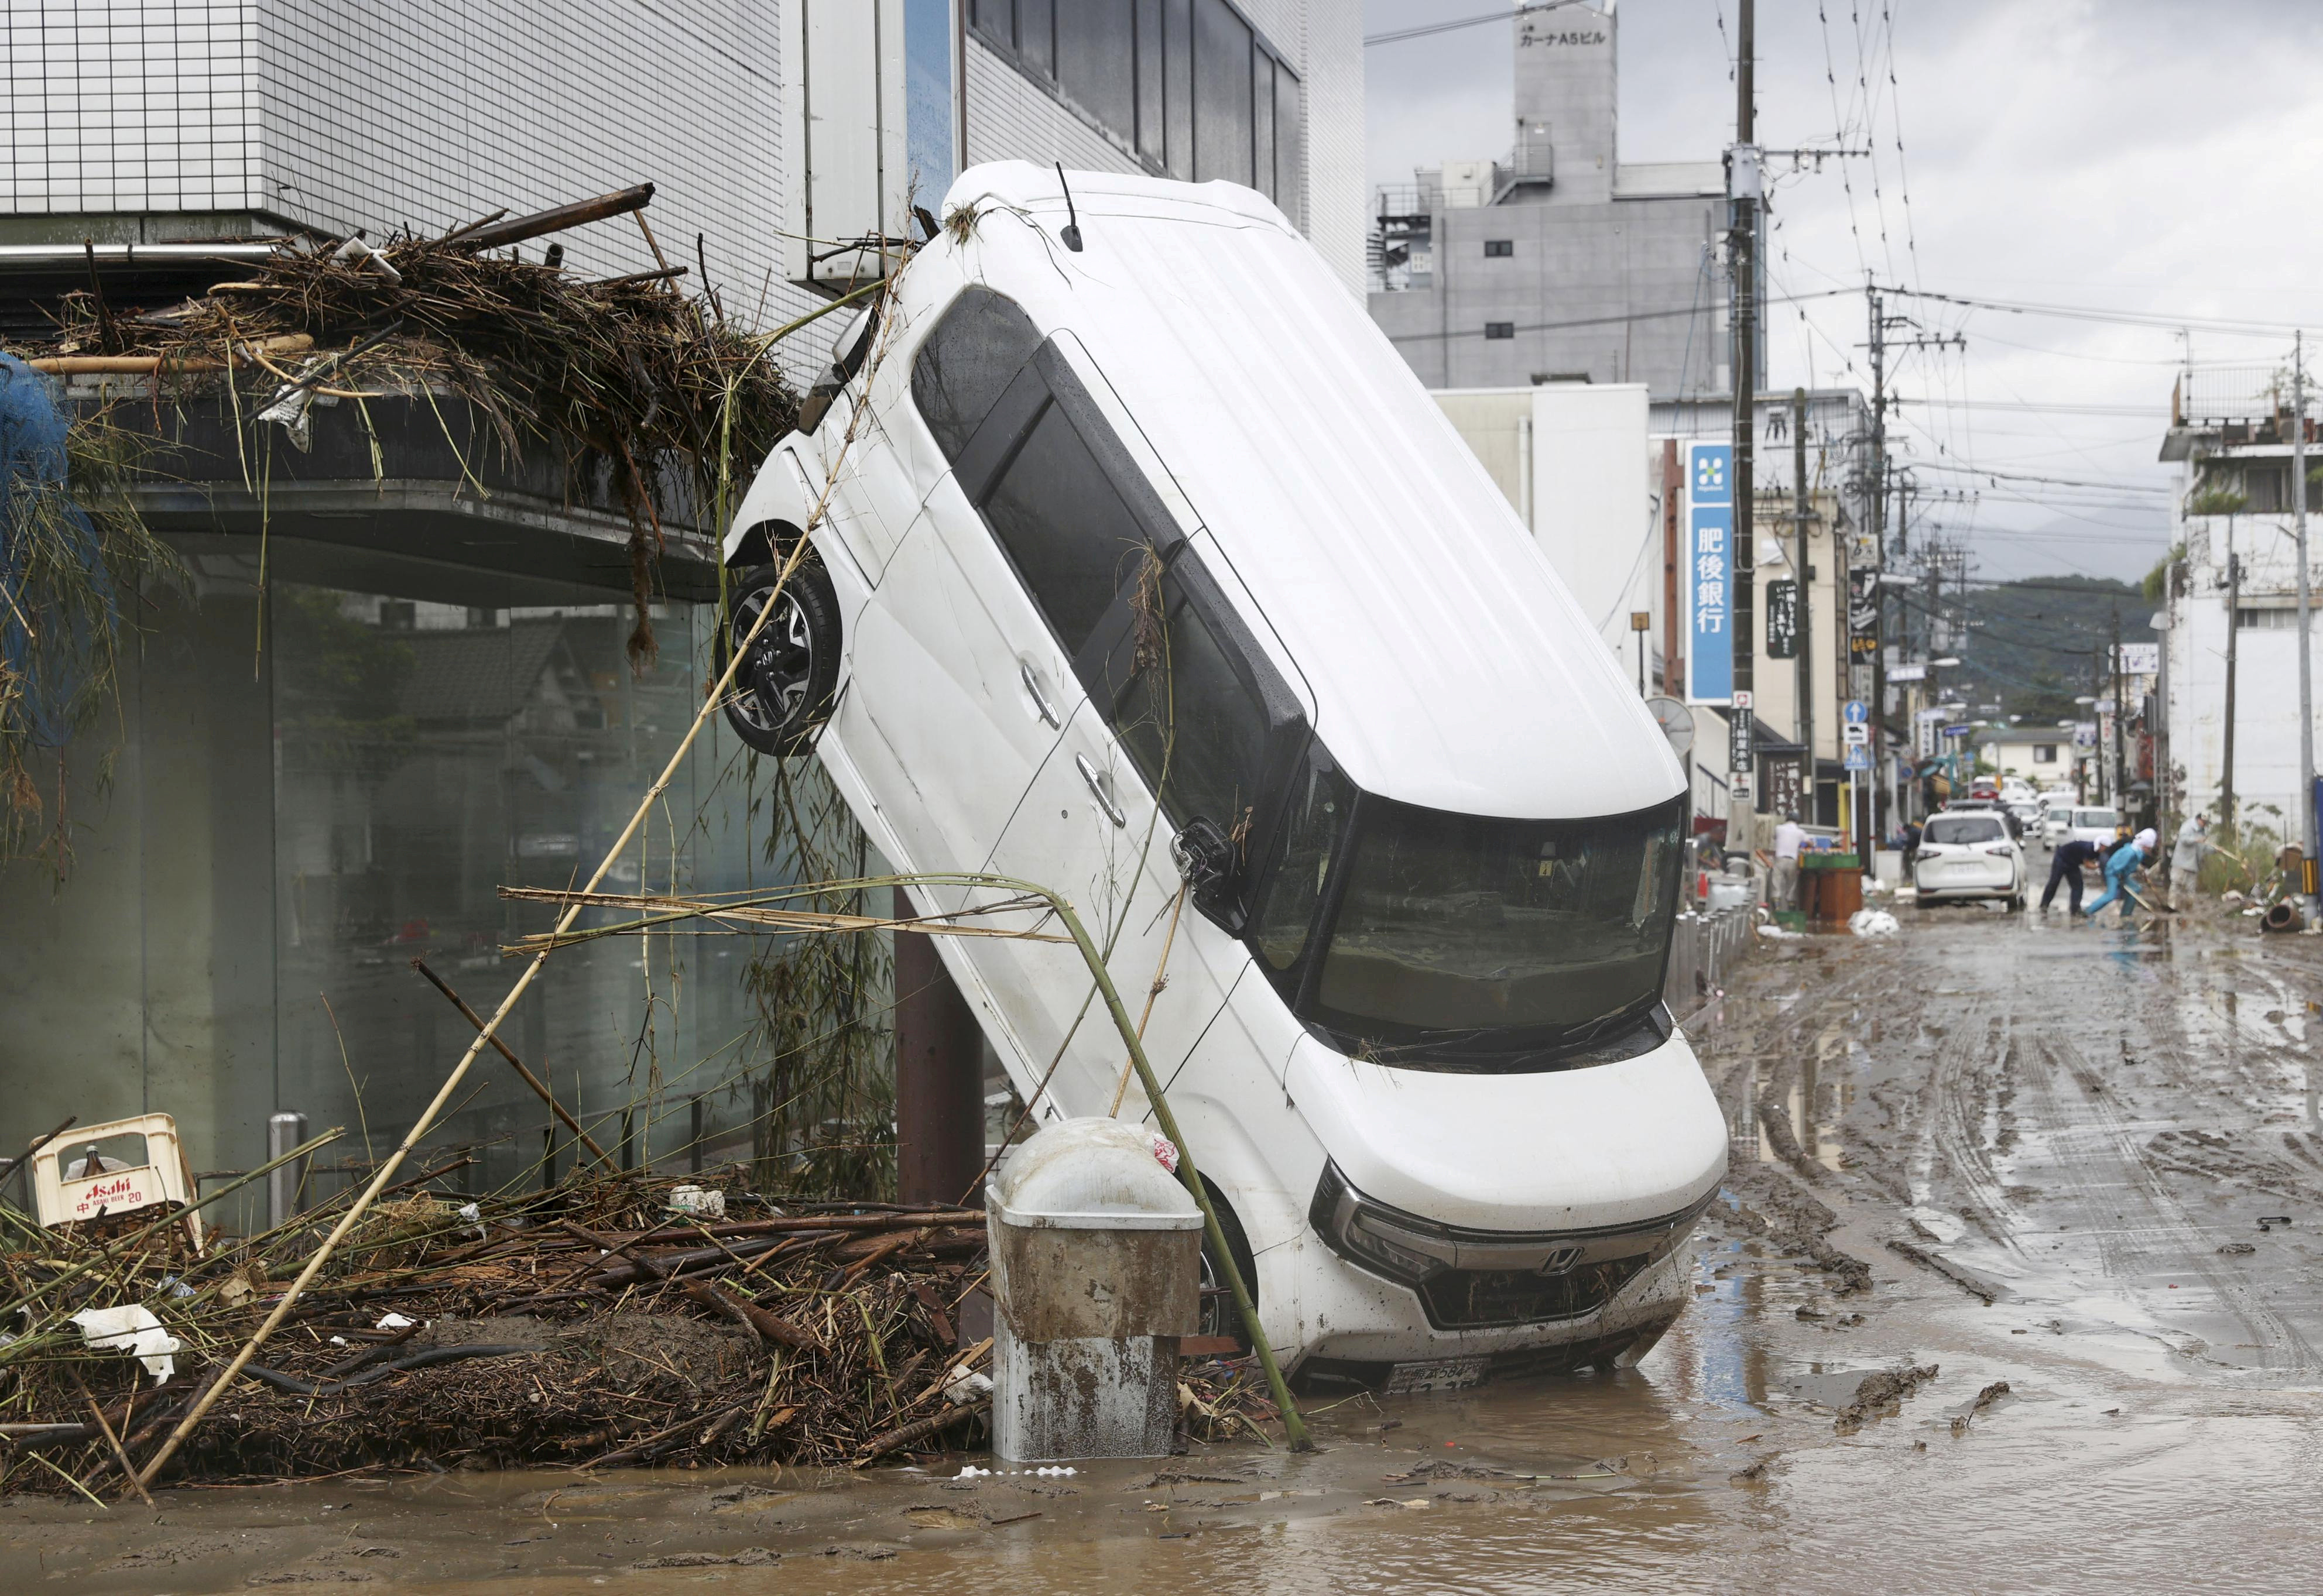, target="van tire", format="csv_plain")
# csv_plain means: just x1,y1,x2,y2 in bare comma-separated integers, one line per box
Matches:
719,559,840,756
1196,1180,1260,1350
